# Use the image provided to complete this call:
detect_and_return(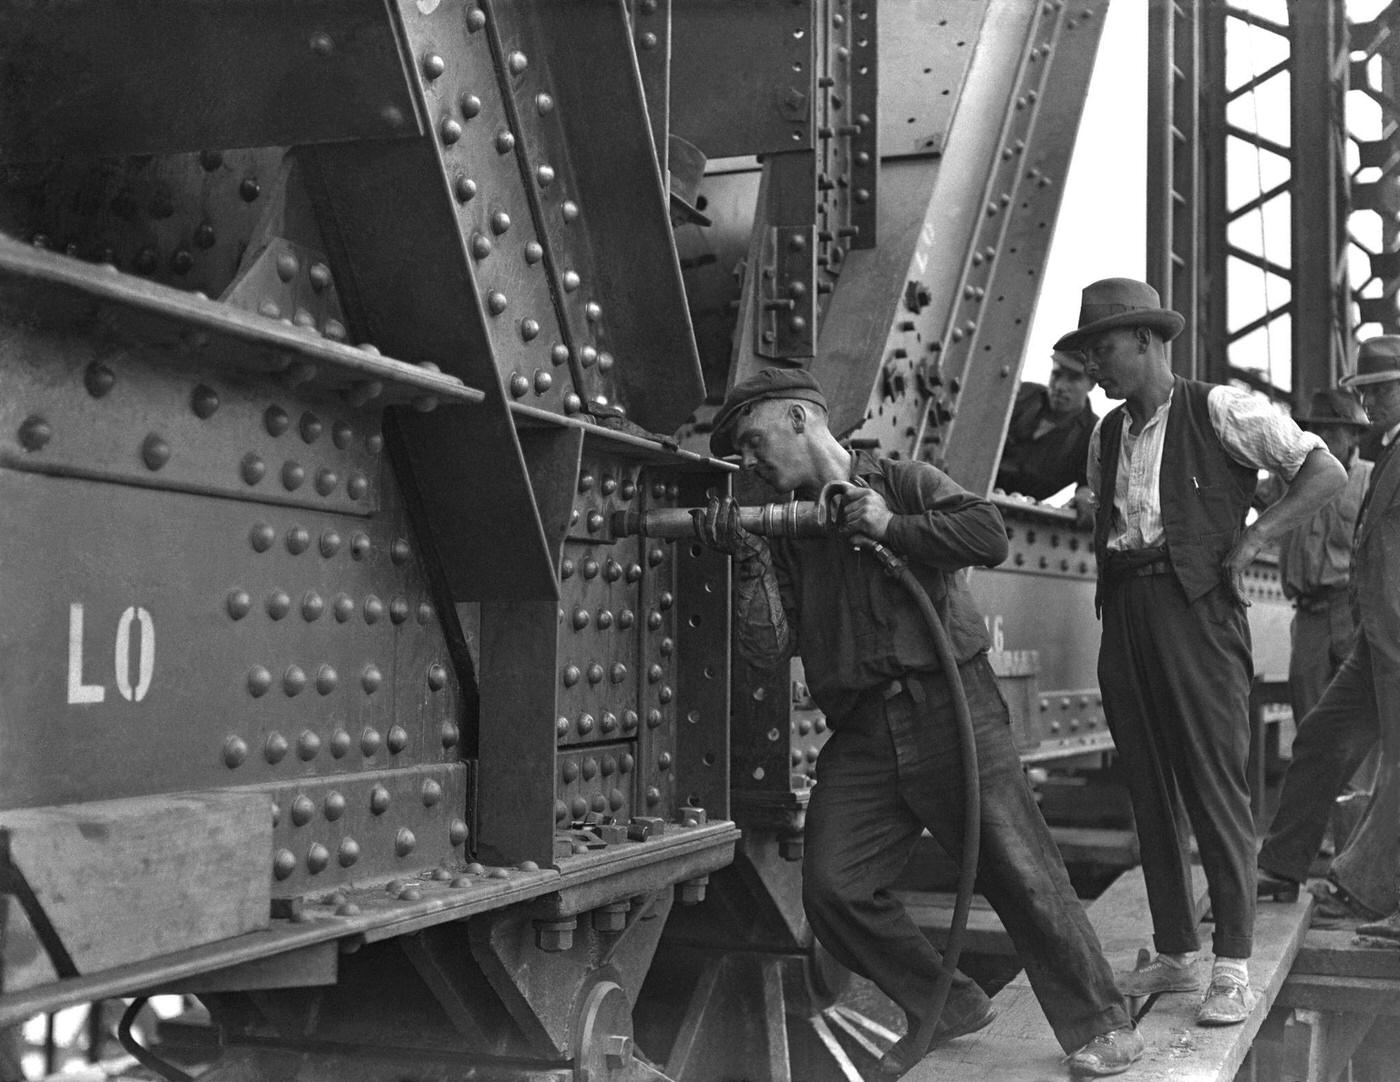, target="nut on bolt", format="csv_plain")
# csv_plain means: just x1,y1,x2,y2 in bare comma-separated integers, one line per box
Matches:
677,876,709,905
592,901,630,933
534,917,577,952
779,835,805,862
